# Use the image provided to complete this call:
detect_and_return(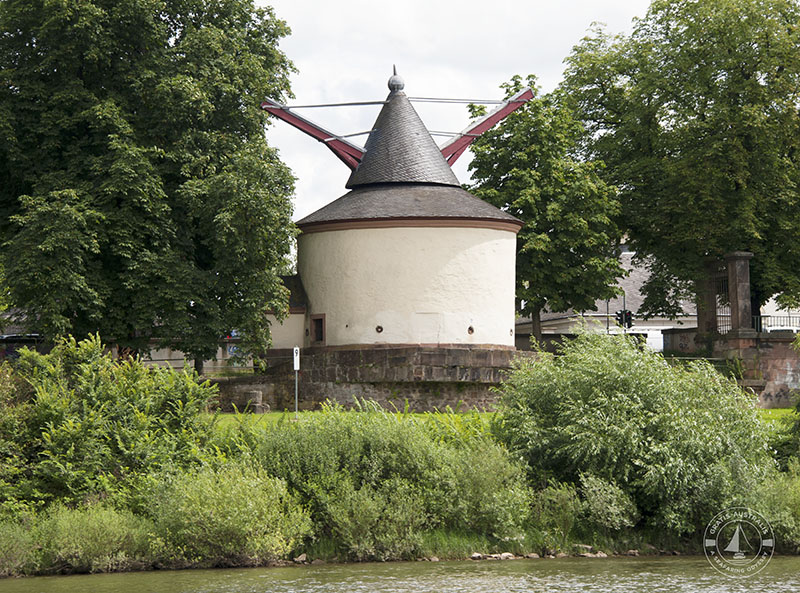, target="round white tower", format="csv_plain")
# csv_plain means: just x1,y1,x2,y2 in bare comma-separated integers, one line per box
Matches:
296,74,521,349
